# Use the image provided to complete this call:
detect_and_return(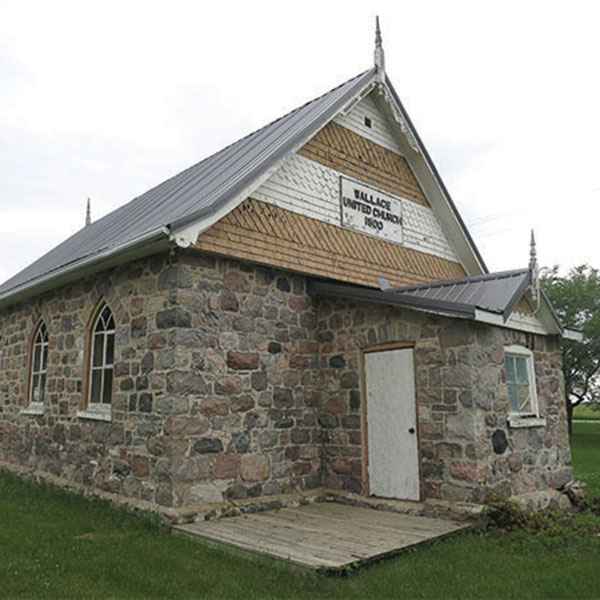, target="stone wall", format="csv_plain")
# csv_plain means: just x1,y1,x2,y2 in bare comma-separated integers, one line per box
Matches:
315,297,572,504
0,250,321,507
0,249,573,509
